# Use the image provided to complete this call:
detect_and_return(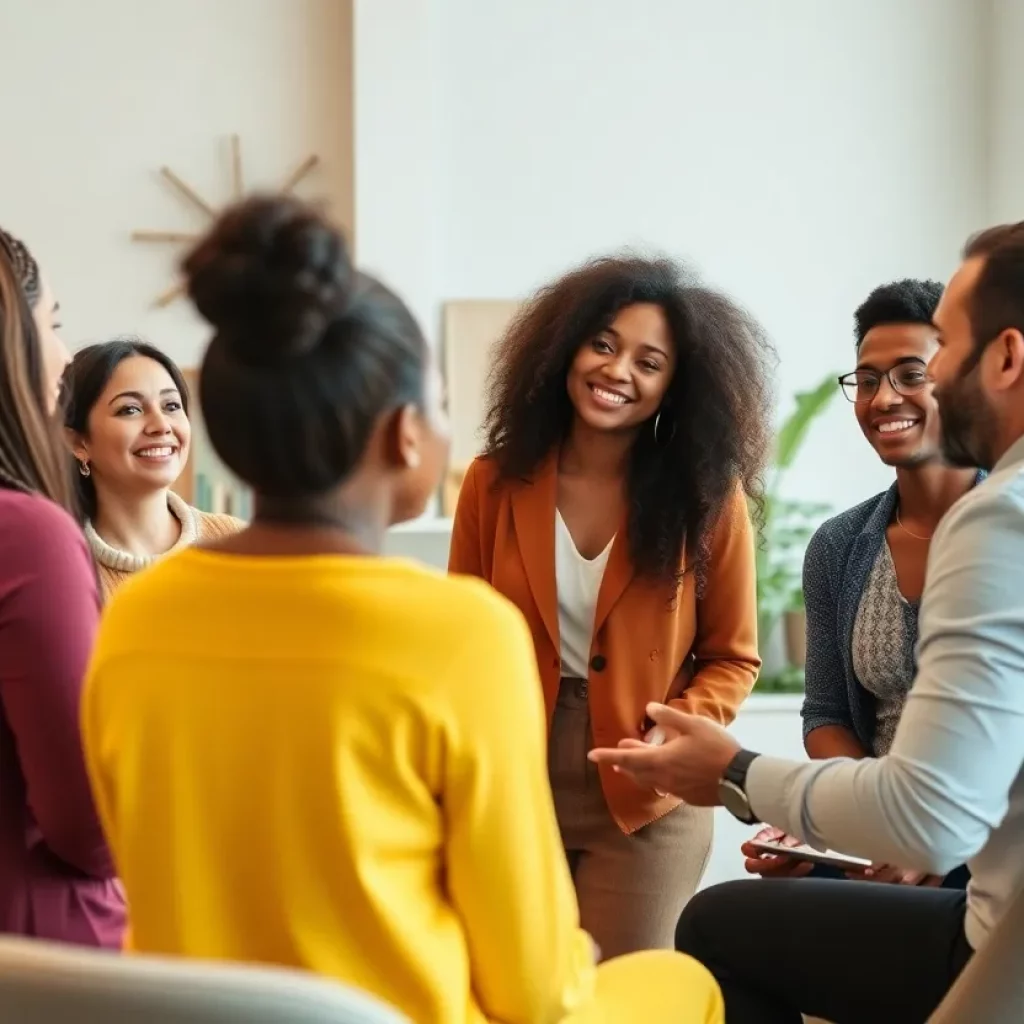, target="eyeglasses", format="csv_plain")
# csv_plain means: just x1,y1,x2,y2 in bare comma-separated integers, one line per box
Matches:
837,363,930,404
